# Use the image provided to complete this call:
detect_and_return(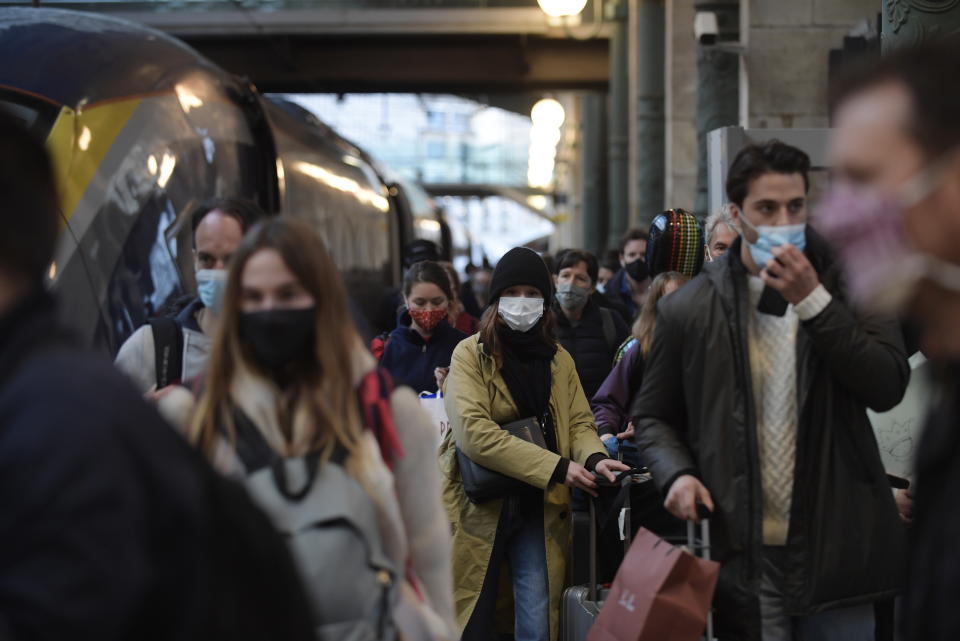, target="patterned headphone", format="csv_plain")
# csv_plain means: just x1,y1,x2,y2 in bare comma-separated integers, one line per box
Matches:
646,208,705,279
